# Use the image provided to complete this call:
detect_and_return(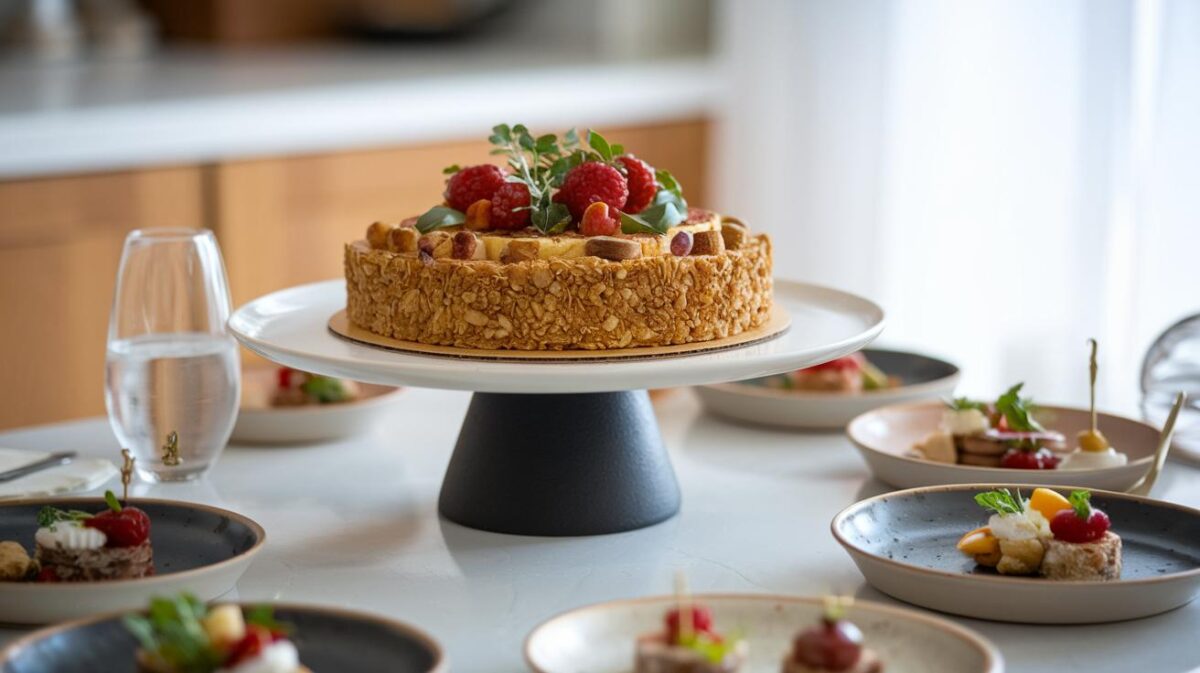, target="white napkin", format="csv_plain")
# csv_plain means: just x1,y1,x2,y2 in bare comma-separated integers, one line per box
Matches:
0,448,119,500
